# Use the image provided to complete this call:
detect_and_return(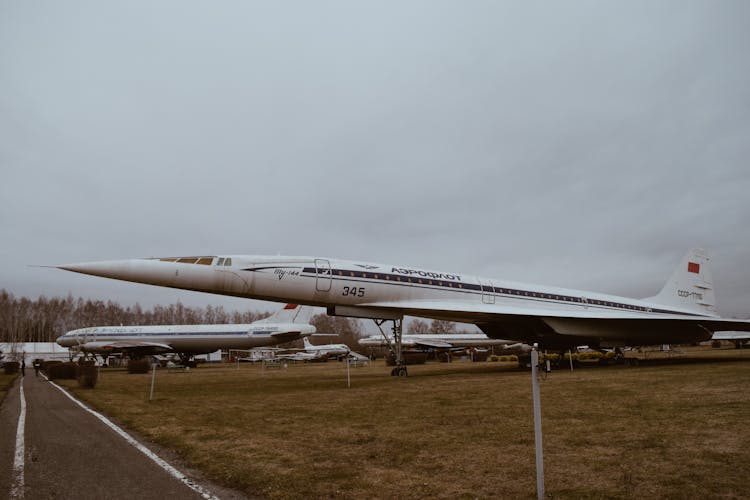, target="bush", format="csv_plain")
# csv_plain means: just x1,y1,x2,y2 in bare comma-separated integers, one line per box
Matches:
77,362,99,388
47,362,78,380
488,355,499,362
4,361,19,374
127,359,151,374
42,360,62,374
498,355,518,362
471,350,489,362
